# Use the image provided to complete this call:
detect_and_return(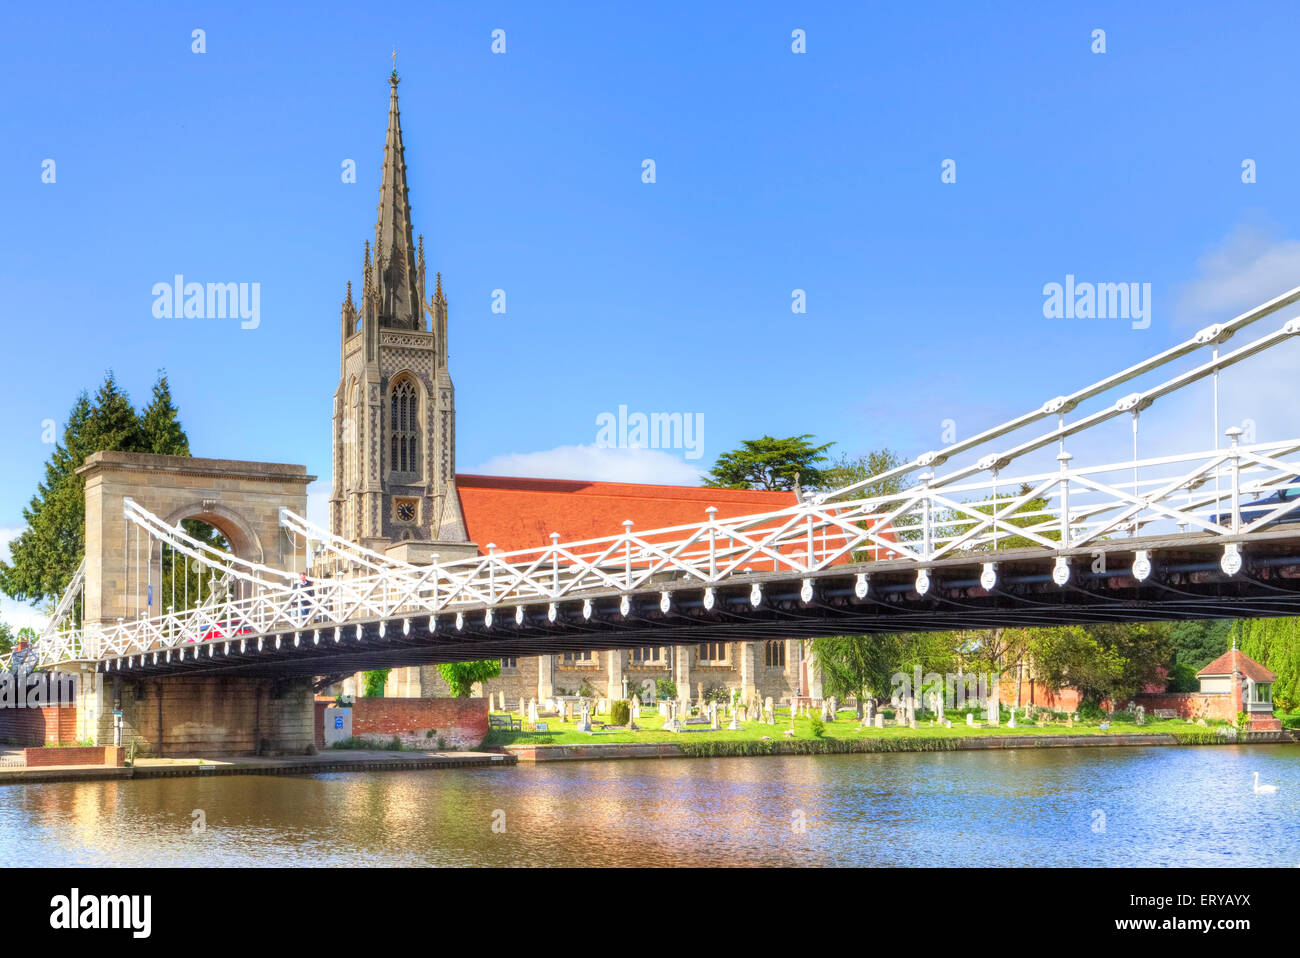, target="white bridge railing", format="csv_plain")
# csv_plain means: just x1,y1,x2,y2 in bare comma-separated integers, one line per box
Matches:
7,287,1300,670
13,435,1300,670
